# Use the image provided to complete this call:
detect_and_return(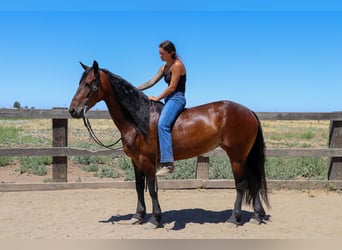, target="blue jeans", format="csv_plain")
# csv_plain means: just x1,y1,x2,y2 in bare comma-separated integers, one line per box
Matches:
158,92,186,163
